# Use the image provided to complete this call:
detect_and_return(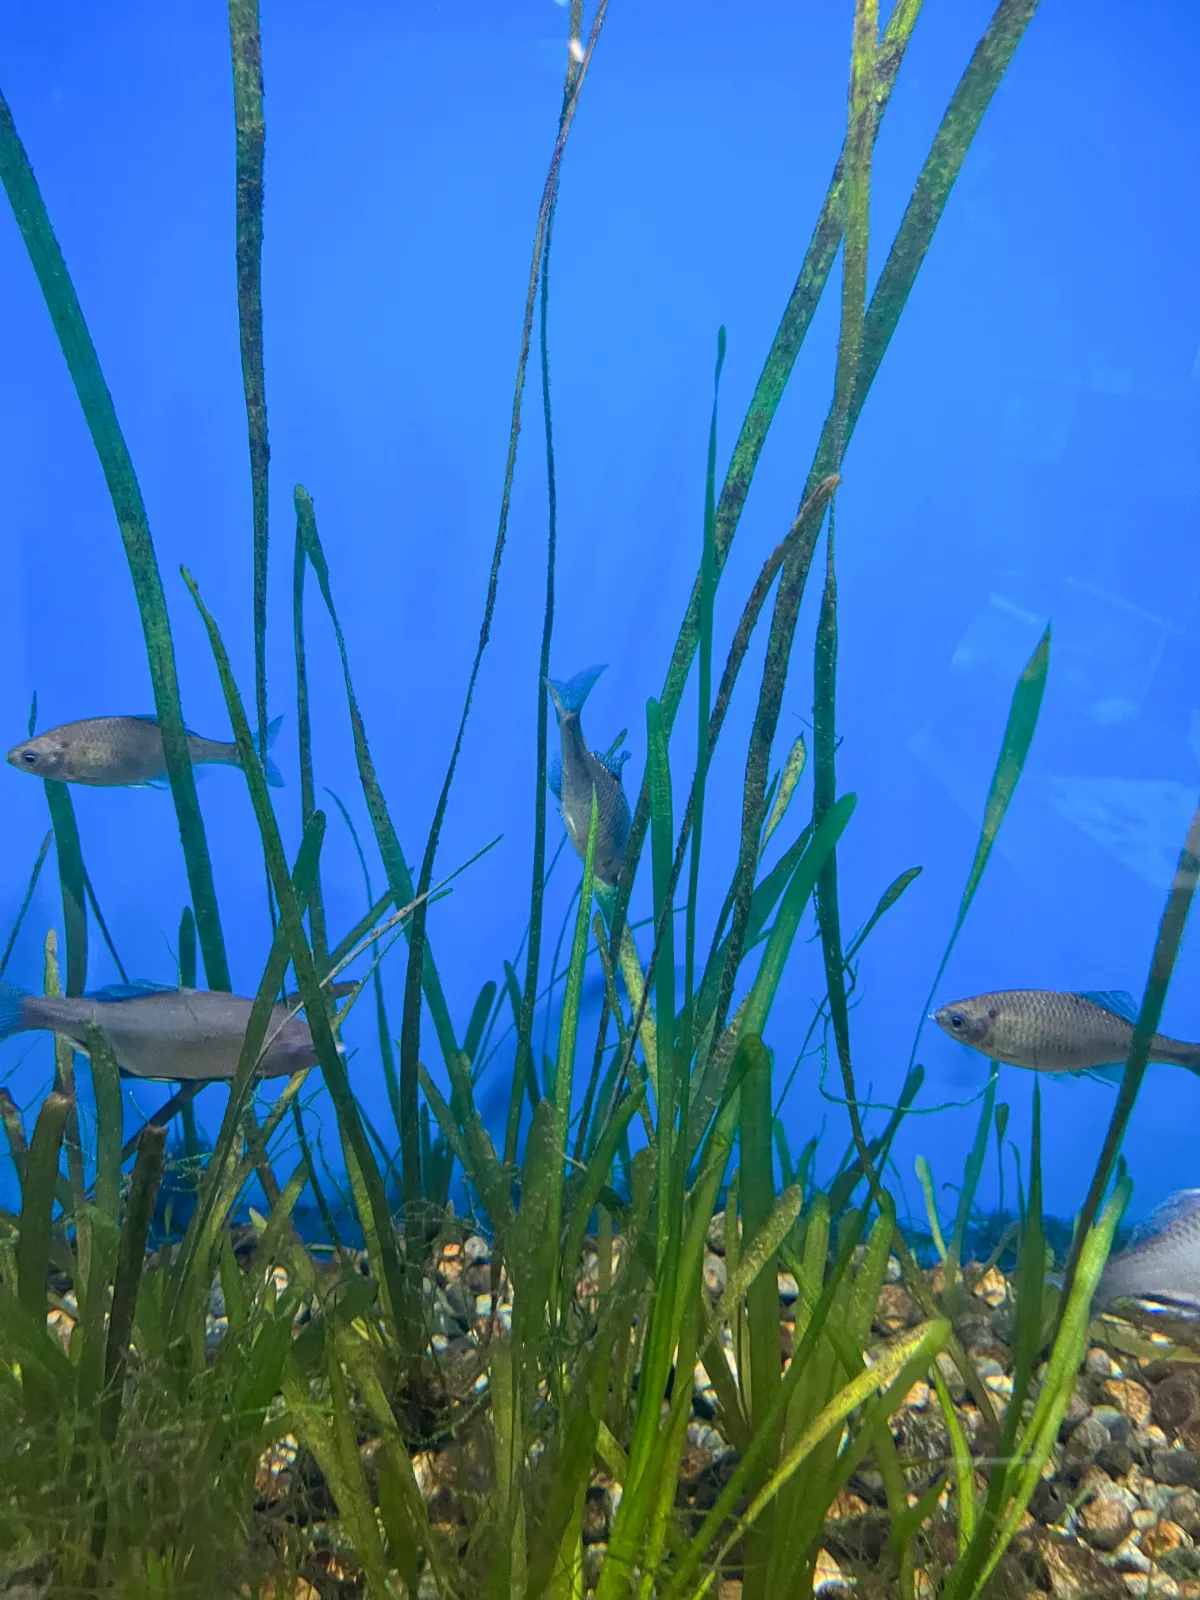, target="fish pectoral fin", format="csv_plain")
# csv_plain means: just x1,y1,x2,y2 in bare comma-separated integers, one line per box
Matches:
1078,988,1139,1024
1077,1064,1125,1086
